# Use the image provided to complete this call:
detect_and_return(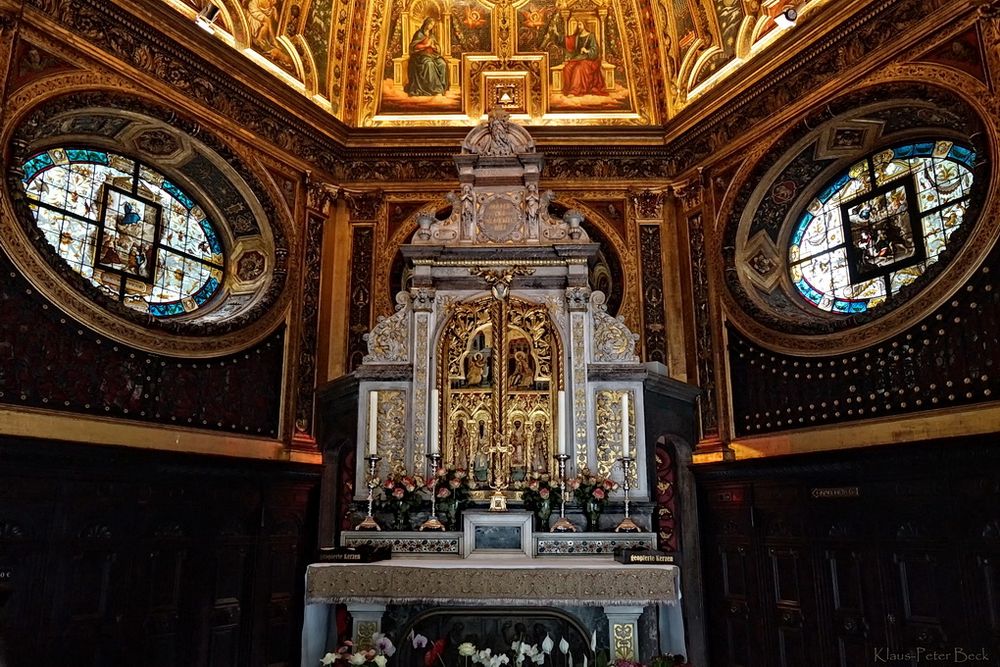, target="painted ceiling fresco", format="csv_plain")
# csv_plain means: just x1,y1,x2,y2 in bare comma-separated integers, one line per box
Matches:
168,0,824,127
